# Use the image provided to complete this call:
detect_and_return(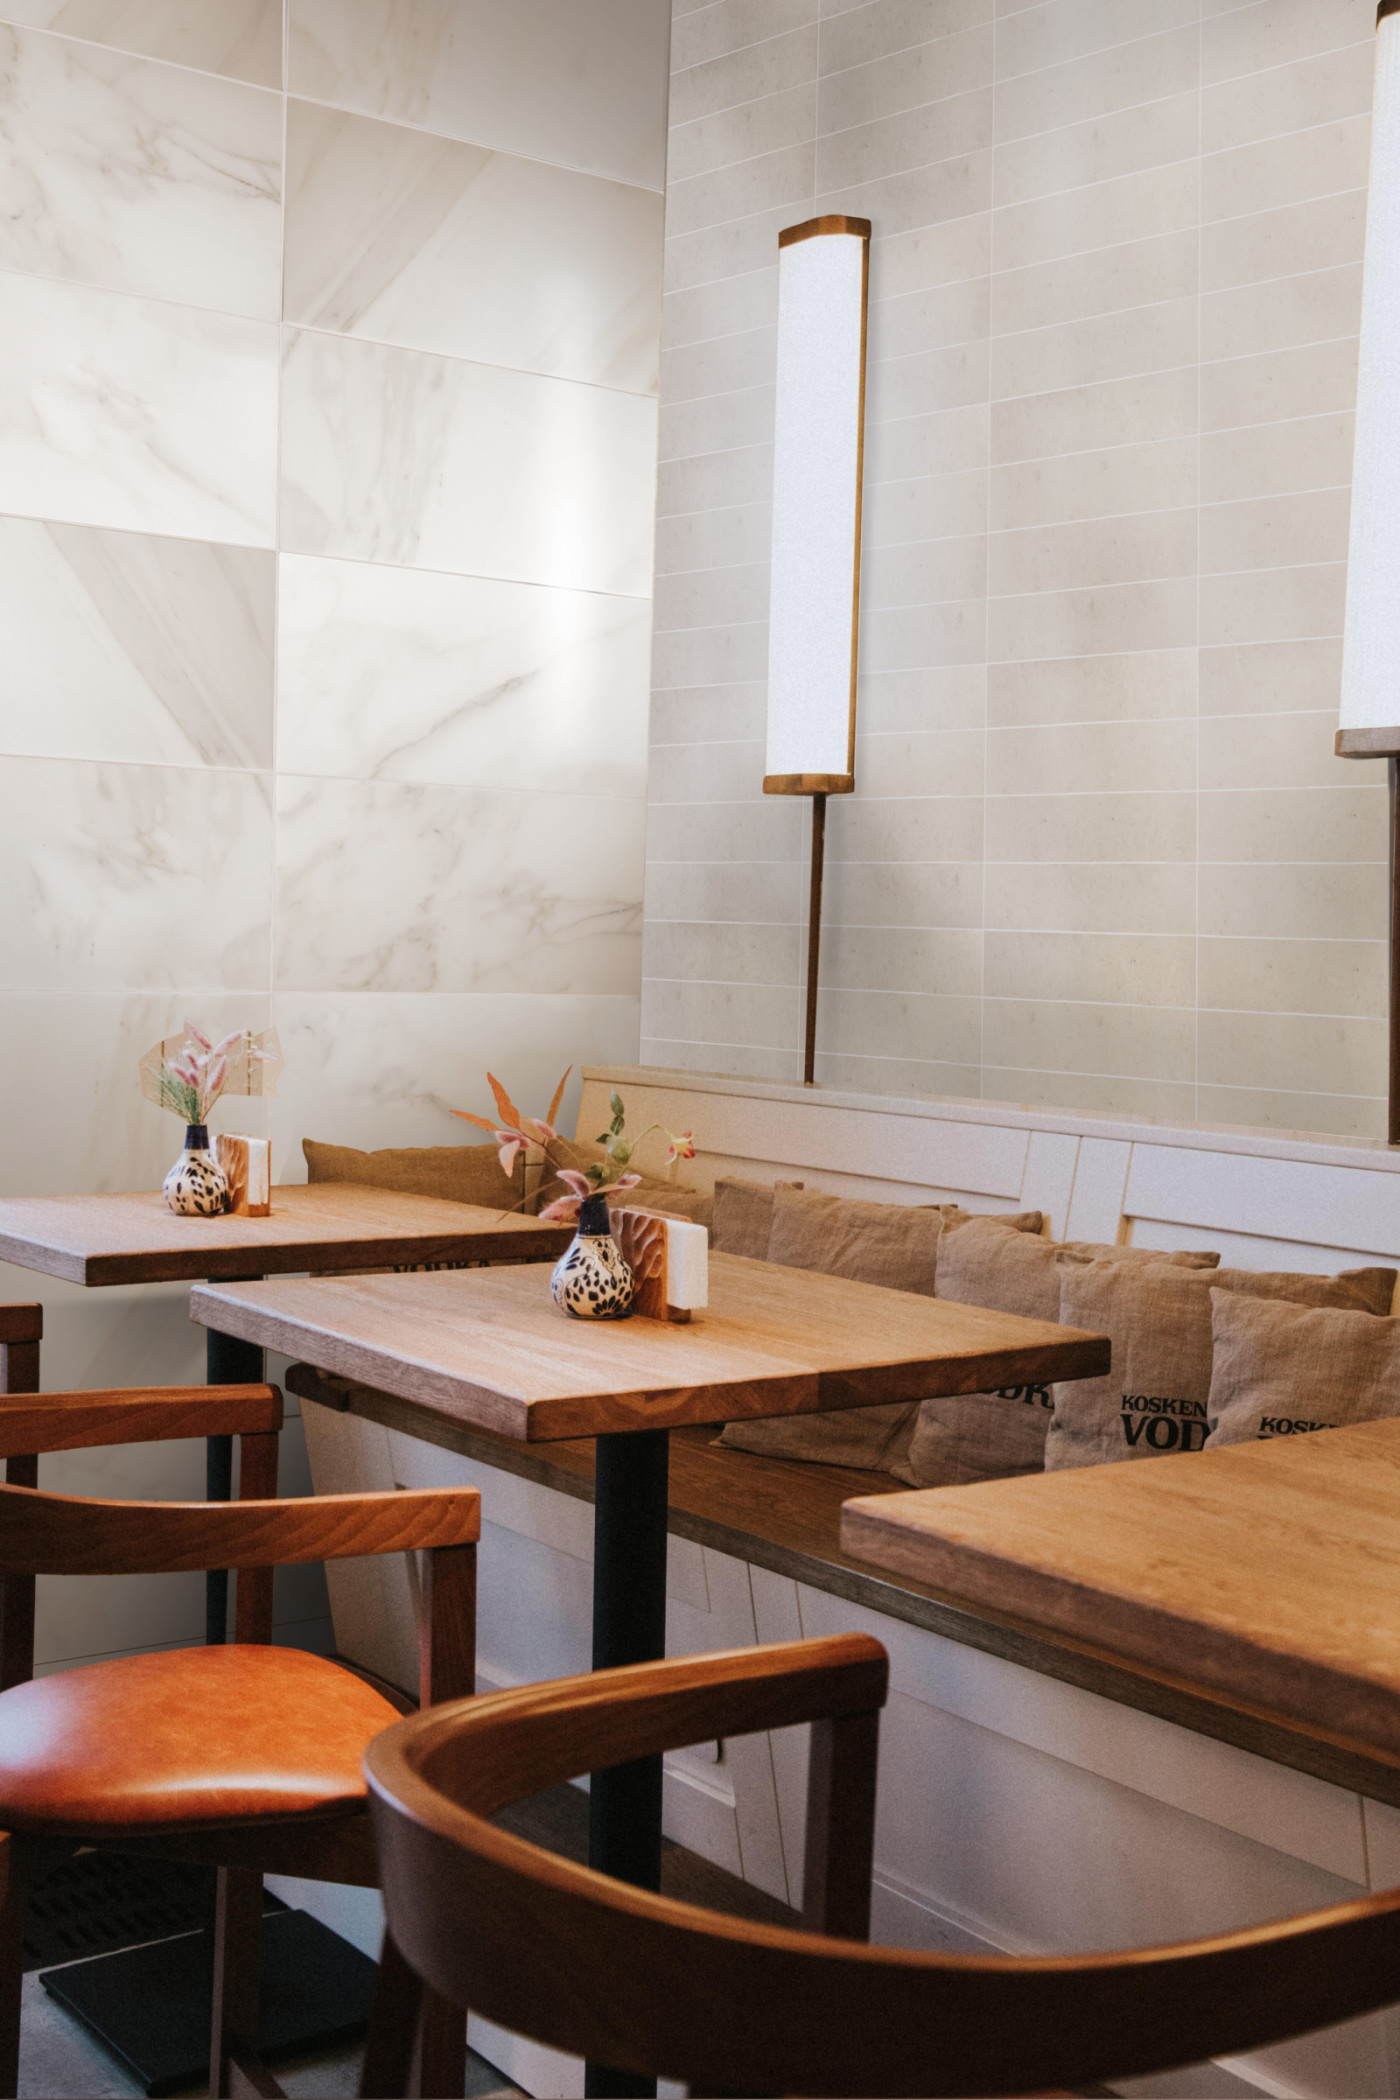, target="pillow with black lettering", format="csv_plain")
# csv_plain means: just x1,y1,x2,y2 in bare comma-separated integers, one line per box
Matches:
1205,1290,1400,1448
1046,1261,1396,1471
902,1228,1219,1488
